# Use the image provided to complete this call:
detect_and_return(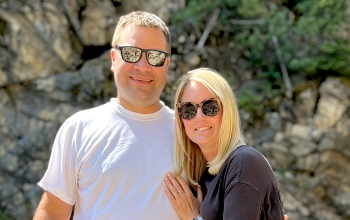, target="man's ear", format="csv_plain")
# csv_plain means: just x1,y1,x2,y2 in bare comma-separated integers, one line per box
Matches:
111,49,115,72
166,56,171,68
